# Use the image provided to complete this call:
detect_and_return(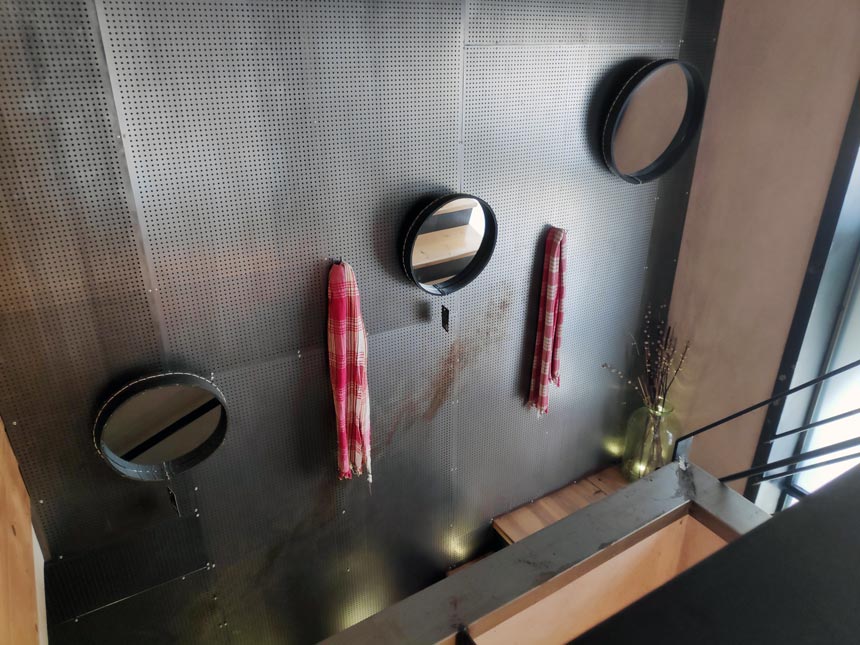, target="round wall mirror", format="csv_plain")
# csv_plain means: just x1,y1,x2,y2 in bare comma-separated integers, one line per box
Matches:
400,193,498,295
94,373,227,481
602,59,705,184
